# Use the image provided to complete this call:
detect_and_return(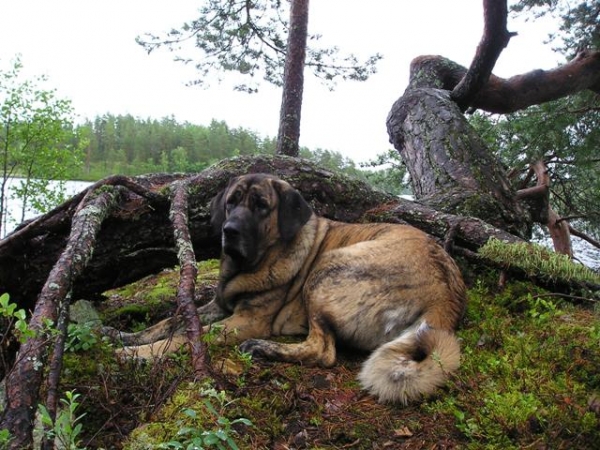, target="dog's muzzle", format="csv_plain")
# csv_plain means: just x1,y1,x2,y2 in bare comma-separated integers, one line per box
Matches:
221,208,259,264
